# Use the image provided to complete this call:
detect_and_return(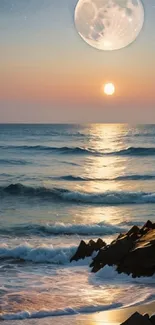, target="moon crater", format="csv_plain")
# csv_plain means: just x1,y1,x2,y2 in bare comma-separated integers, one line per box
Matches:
74,0,144,51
